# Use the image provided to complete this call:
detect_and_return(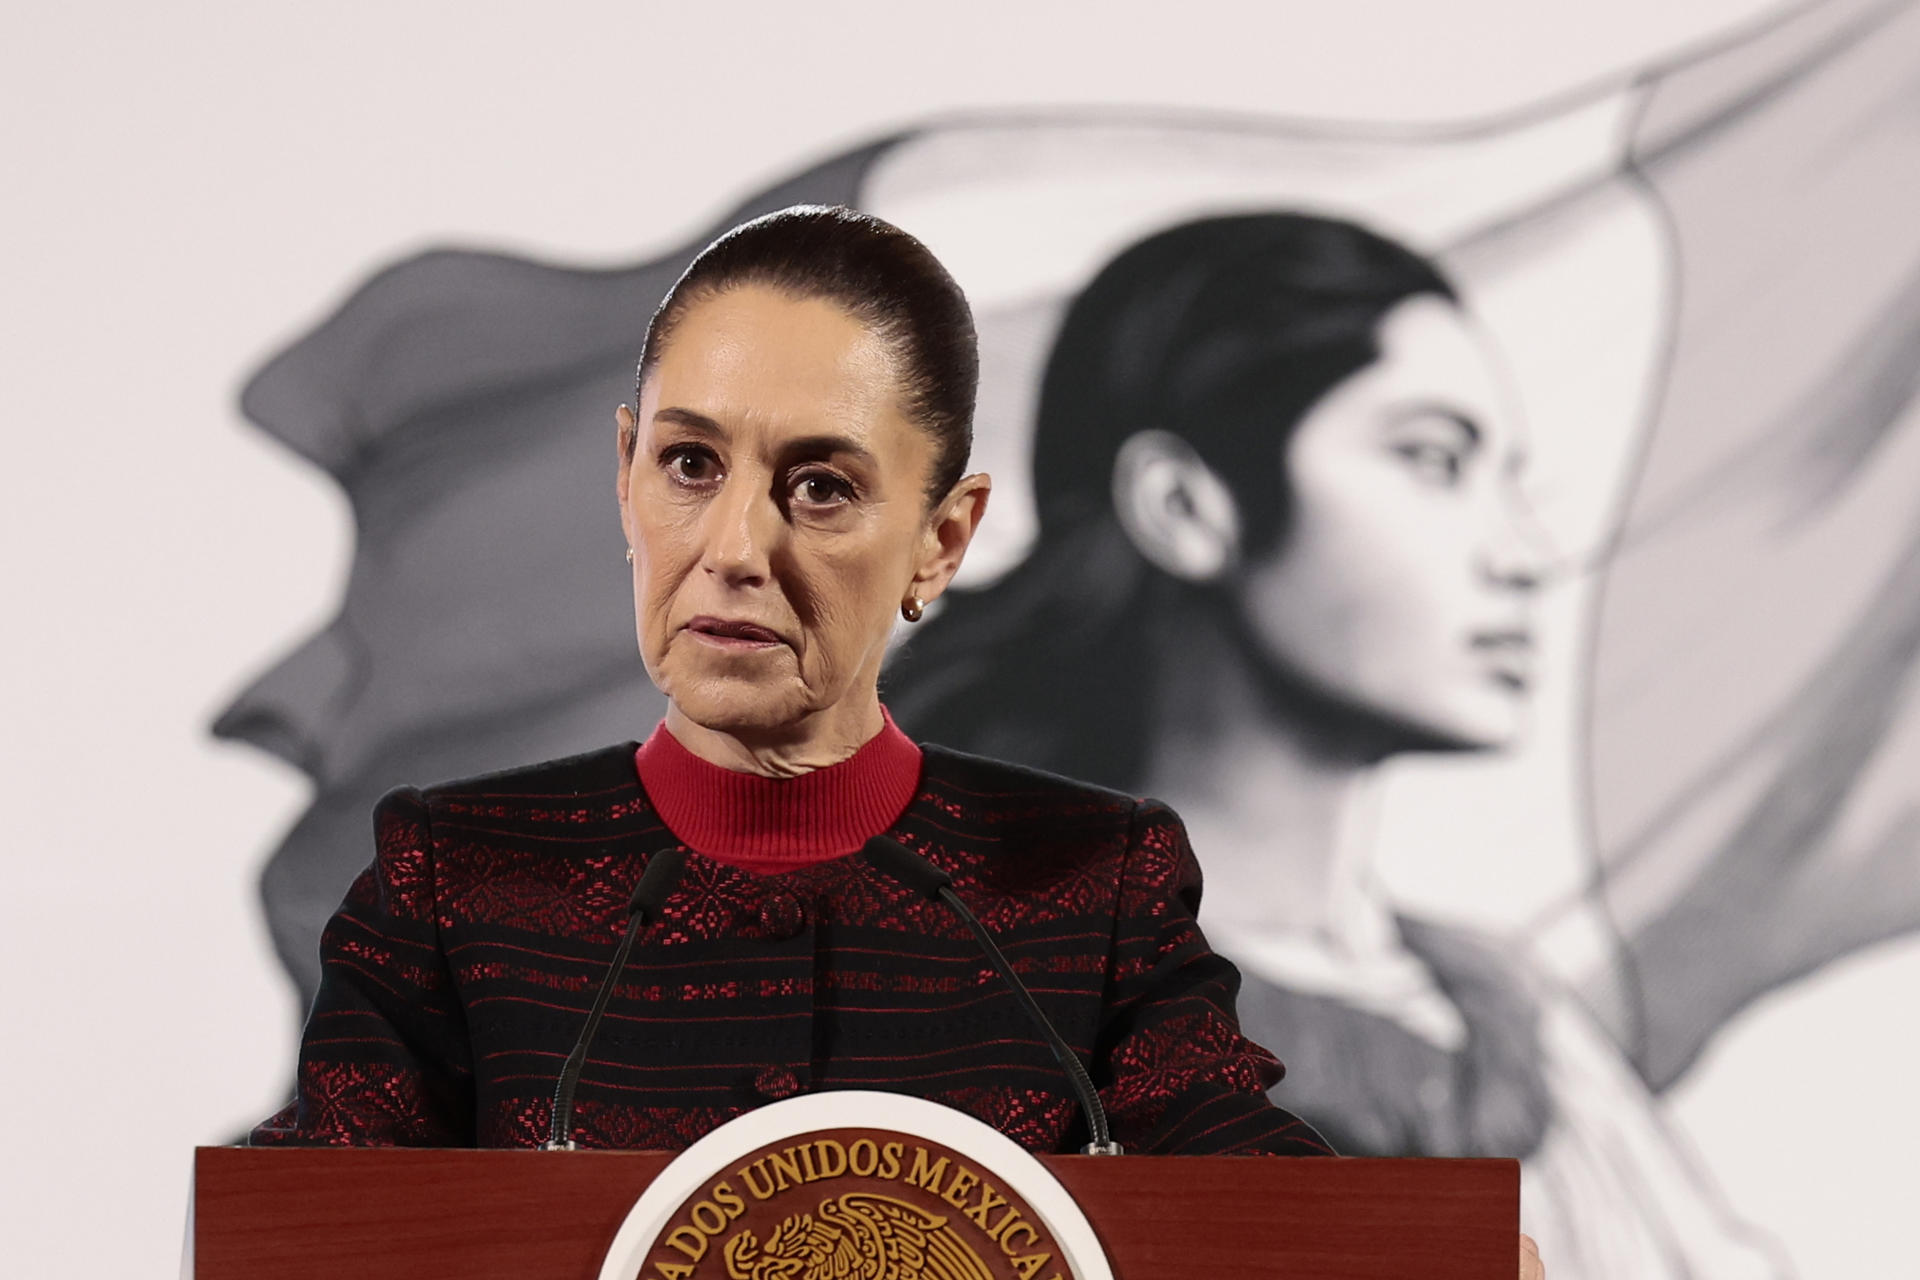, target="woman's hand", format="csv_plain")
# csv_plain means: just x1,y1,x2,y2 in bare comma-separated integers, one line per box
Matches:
1520,1233,1544,1279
